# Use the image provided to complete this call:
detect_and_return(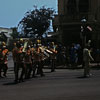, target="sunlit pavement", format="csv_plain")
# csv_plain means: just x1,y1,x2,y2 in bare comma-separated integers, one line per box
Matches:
0,67,100,100
0,53,100,100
